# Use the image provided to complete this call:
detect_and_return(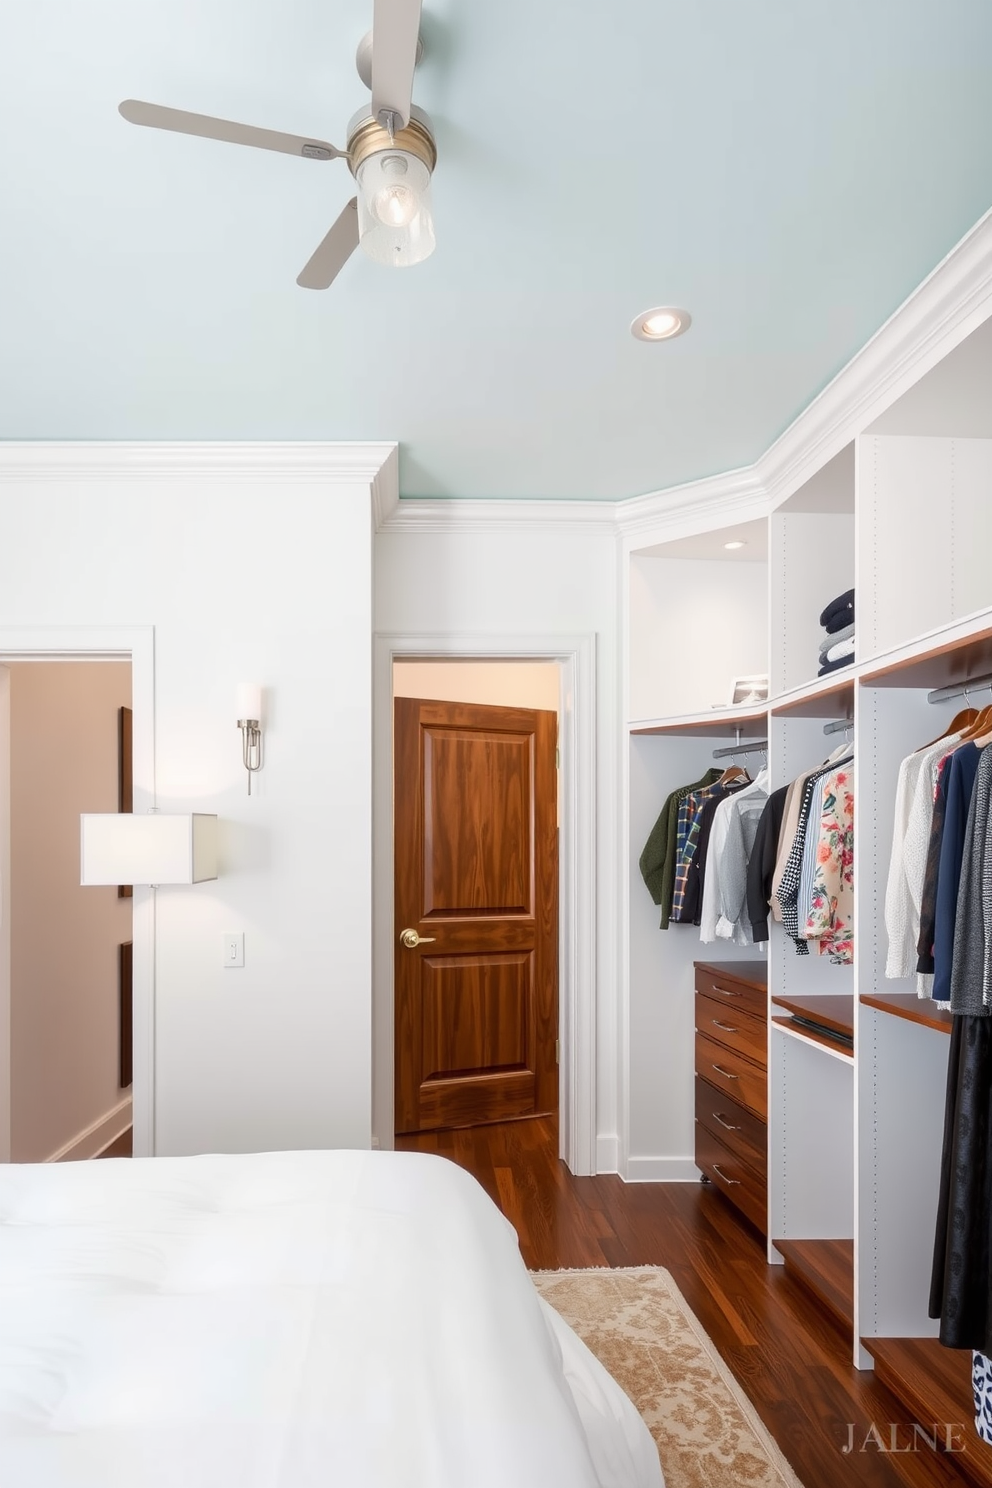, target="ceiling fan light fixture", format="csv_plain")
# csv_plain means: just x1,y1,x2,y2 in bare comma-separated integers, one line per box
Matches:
631,307,692,341
347,106,437,268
